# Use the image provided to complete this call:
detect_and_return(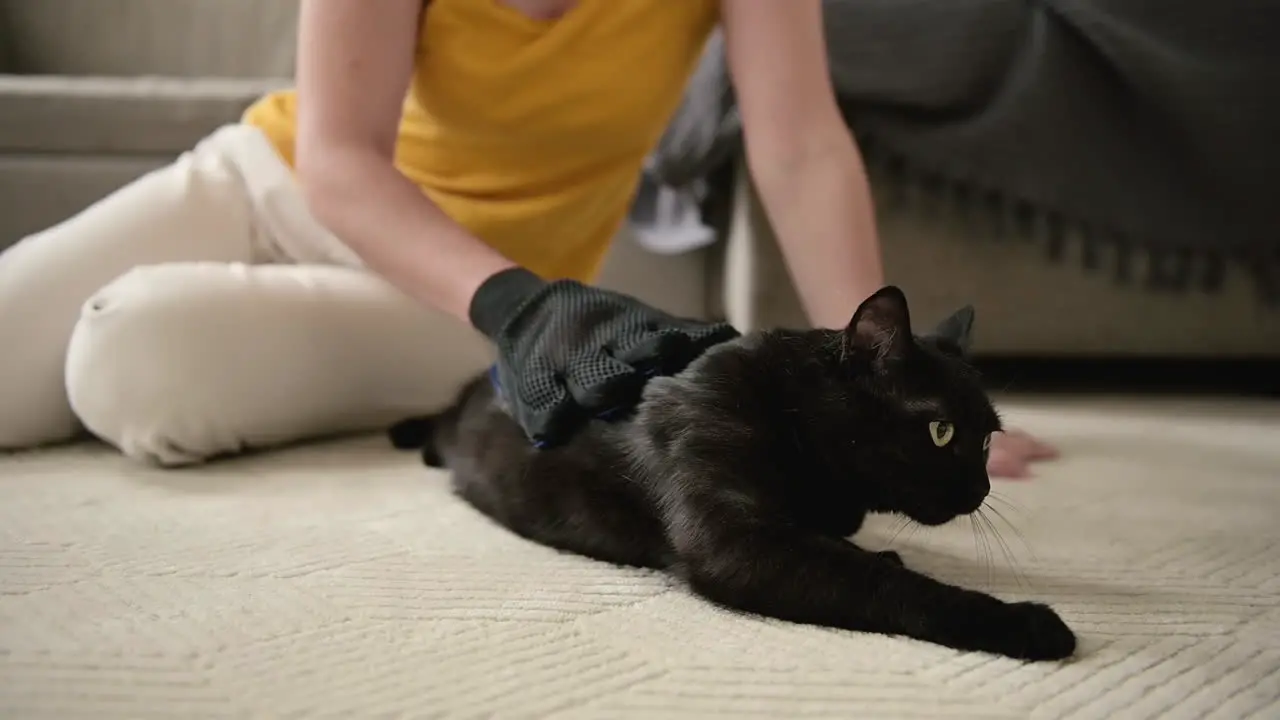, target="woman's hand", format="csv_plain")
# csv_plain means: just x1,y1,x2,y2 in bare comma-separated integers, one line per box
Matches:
470,268,740,448
987,428,1060,479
